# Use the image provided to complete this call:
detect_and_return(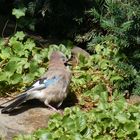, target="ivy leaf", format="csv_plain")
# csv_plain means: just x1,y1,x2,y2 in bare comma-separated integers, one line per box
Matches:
0,47,12,59
4,61,17,73
115,113,128,123
38,68,45,75
24,39,36,51
124,121,138,134
22,73,35,83
10,73,22,84
12,8,27,19
14,31,25,41
30,61,39,73
0,72,7,81
33,53,43,63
